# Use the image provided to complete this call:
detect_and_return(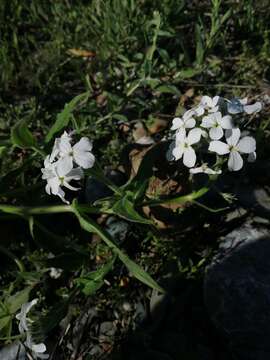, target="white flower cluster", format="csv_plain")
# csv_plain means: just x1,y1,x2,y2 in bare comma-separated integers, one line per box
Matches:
16,299,49,359
171,96,262,173
41,131,95,203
